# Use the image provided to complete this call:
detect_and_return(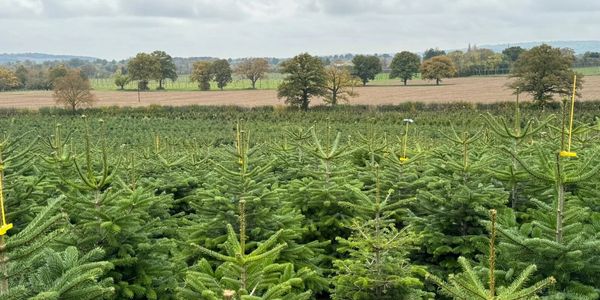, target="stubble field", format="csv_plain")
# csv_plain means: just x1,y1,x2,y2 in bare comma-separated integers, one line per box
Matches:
1,76,600,109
